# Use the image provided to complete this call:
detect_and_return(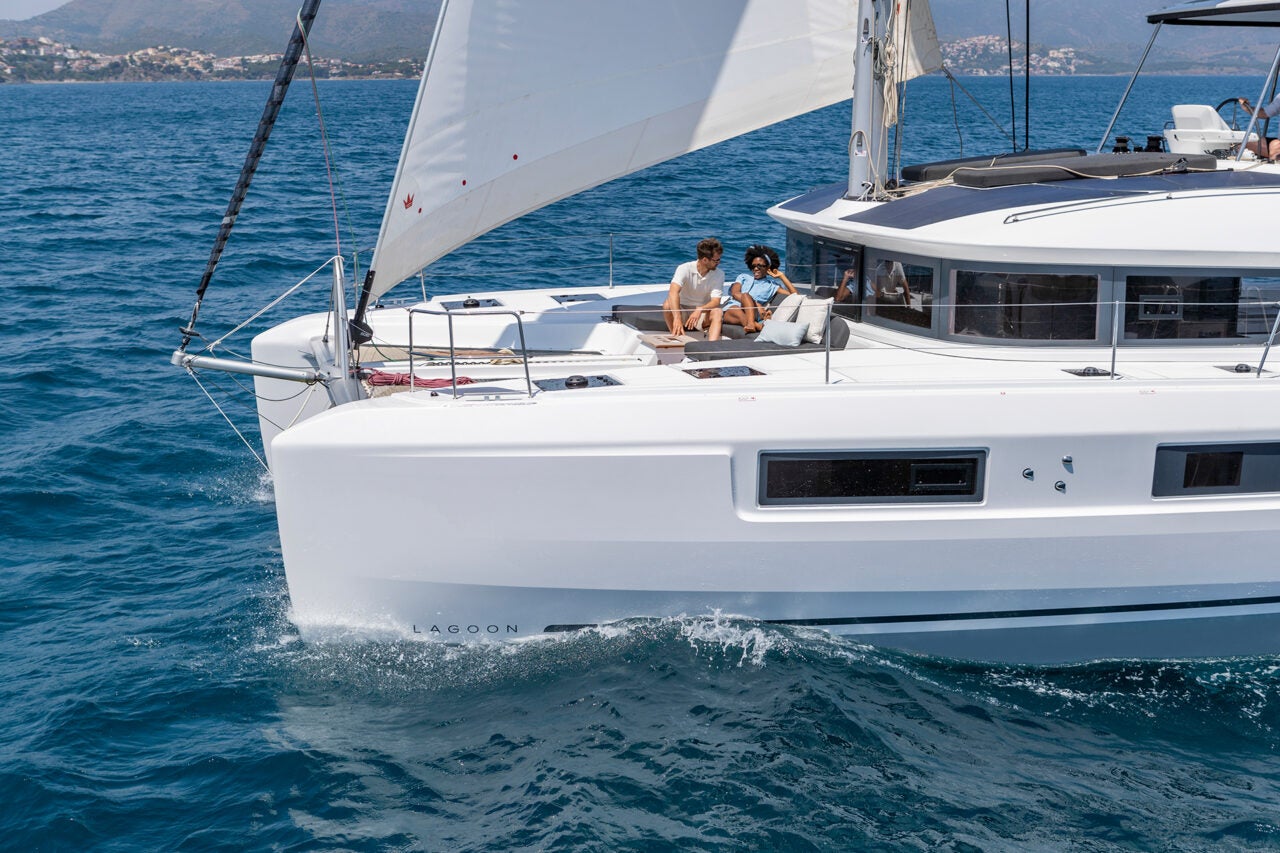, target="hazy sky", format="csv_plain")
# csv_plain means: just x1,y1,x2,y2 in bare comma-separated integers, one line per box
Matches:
0,0,65,21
